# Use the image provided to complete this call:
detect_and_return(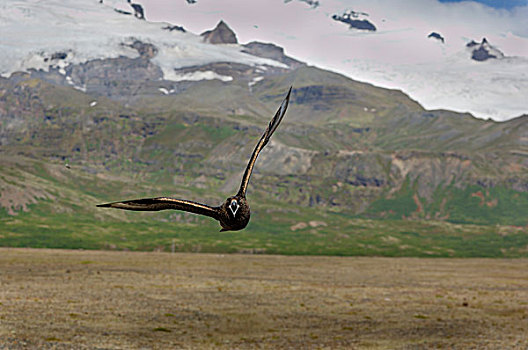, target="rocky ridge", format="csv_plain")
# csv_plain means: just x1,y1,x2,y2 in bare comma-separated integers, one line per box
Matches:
332,10,376,31
466,38,505,62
